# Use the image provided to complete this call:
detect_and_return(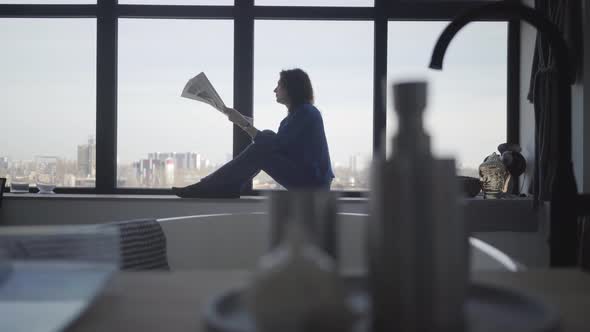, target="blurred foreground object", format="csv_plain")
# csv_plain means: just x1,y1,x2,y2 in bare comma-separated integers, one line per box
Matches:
368,81,468,332
247,192,355,332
